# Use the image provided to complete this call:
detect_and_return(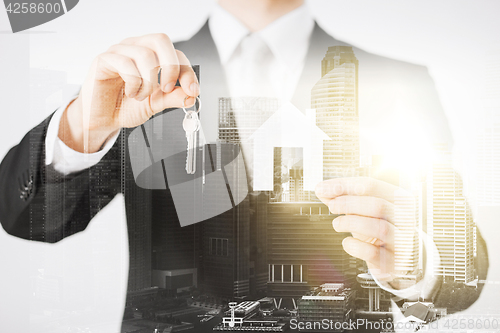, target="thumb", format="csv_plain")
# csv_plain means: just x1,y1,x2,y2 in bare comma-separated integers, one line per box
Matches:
149,86,197,114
